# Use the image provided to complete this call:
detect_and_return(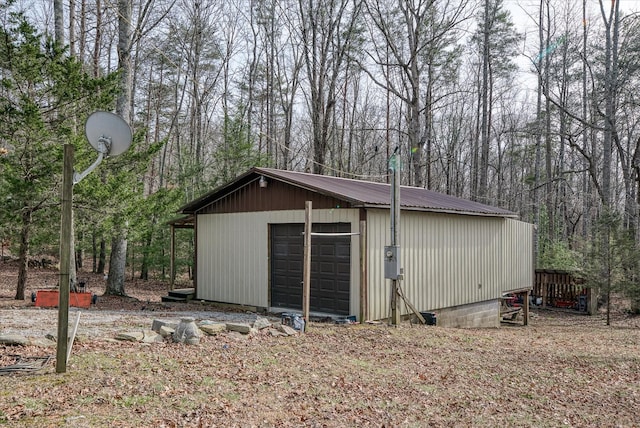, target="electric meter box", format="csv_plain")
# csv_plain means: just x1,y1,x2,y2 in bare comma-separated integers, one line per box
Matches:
384,245,401,279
